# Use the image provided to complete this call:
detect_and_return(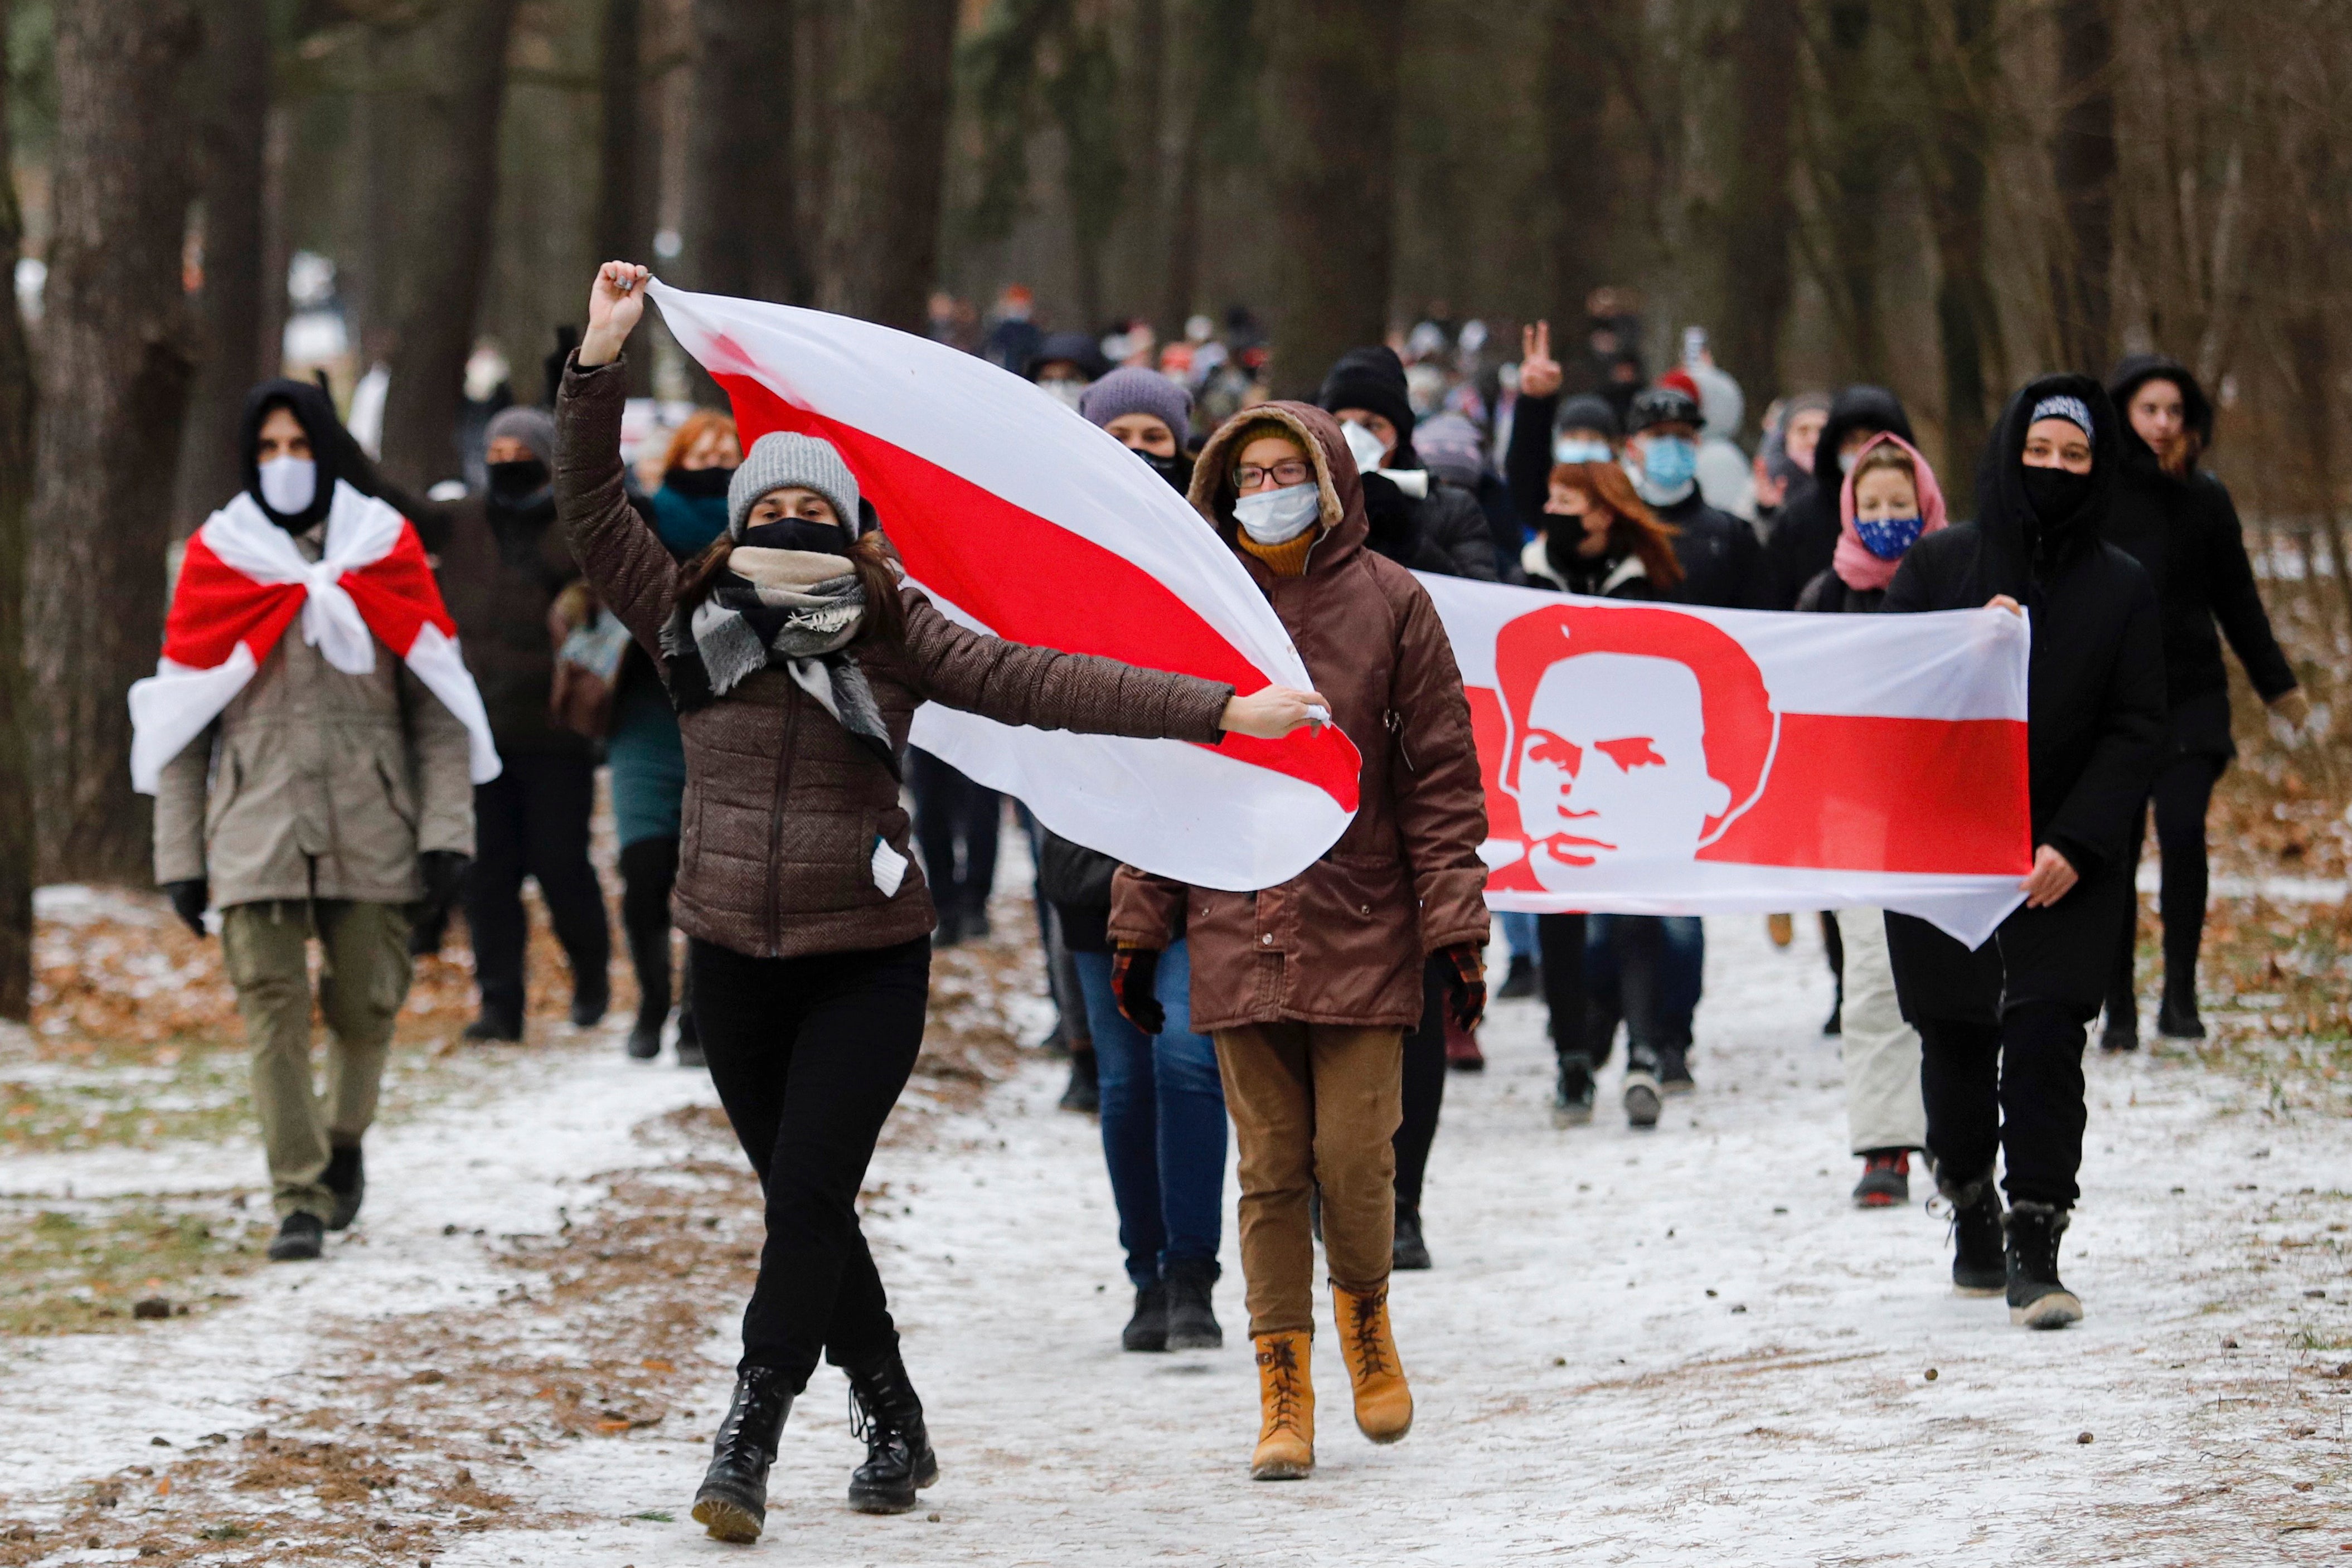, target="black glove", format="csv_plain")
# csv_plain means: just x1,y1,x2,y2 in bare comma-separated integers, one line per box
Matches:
163,879,208,939
1112,945,1165,1036
1439,941,1487,1031
418,851,471,920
